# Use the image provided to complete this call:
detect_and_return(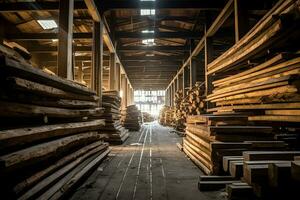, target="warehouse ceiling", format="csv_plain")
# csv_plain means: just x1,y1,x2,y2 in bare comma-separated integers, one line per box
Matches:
0,0,275,90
